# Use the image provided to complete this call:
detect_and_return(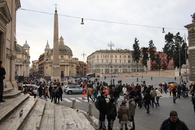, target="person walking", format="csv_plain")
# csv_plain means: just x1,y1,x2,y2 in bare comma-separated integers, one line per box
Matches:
155,88,161,106
143,89,151,114
128,95,136,130
98,92,107,130
92,87,98,101
118,100,130,130
172,87,177,103
150,87,157,108
44,87,49,101
160,110,189,130
0,60,6,102
87,86,94,102
106,99,117,130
